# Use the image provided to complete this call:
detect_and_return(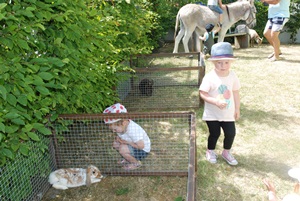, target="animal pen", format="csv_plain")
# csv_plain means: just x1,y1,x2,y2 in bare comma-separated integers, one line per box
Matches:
117,52,205,111
0,52,203,201
0,112,198,201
